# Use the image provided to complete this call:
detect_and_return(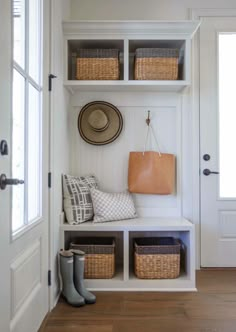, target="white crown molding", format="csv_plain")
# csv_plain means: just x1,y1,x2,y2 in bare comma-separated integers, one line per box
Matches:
63,20,200,39
190,8,236,20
